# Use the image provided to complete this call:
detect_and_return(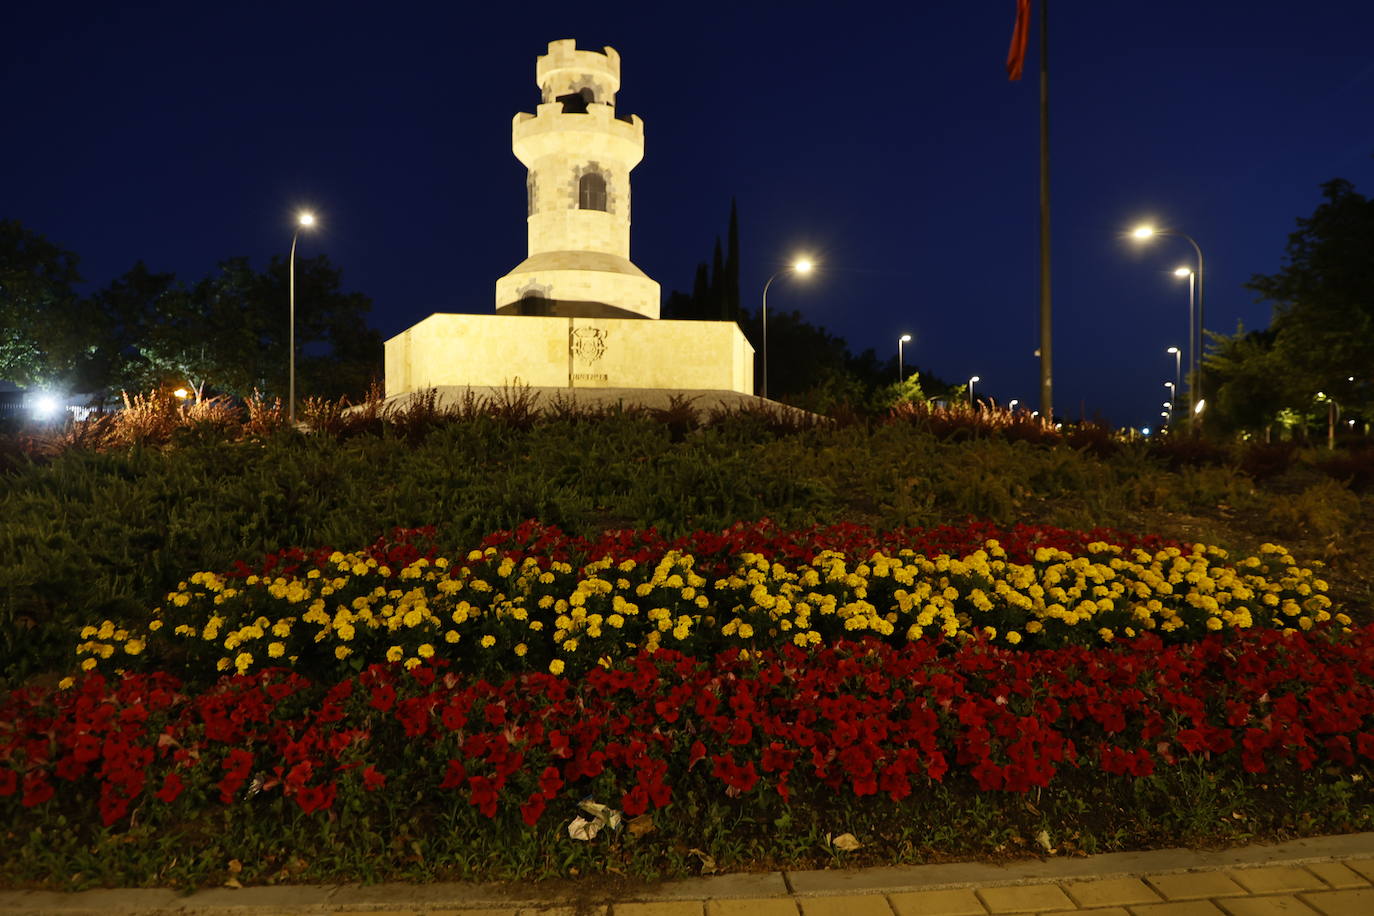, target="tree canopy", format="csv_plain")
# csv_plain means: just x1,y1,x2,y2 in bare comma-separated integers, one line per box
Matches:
0,220,381,403
1204,174,1373,437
